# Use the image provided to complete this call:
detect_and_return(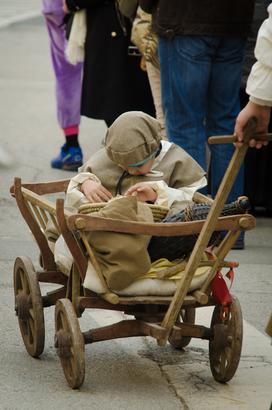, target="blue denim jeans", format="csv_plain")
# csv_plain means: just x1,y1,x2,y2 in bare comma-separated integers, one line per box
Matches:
158,36,246,202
